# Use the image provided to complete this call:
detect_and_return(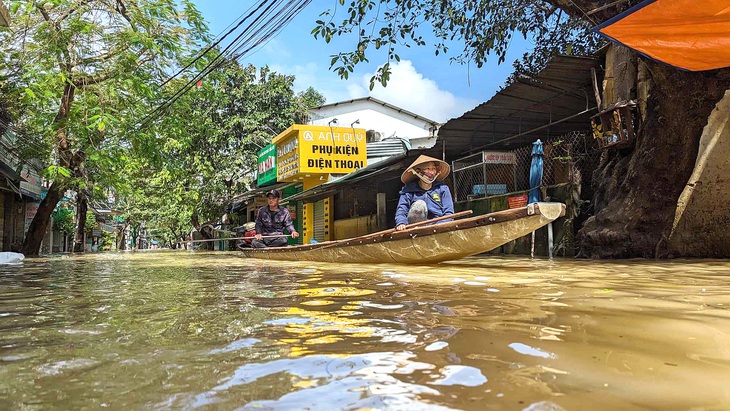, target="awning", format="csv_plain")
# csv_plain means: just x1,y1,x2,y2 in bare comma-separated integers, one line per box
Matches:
594,0,730,71
438,55,600,157
228,182,297,210
0,161,24,182
282,153,412,204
